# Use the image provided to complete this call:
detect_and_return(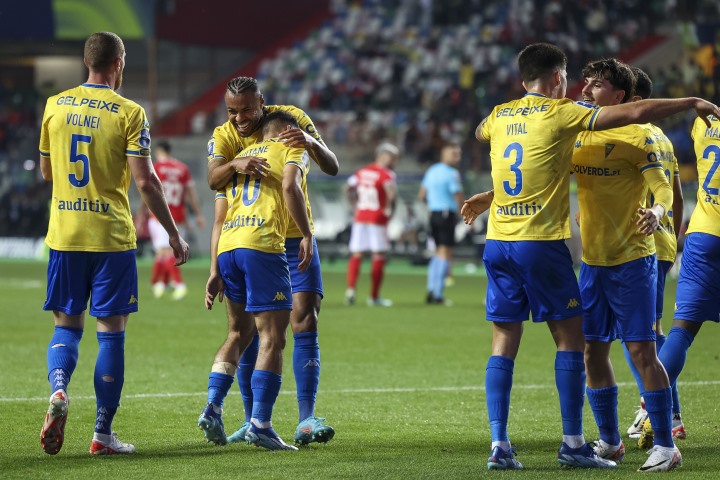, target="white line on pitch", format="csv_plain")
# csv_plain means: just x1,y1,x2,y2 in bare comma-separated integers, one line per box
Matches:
2,380,720,403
